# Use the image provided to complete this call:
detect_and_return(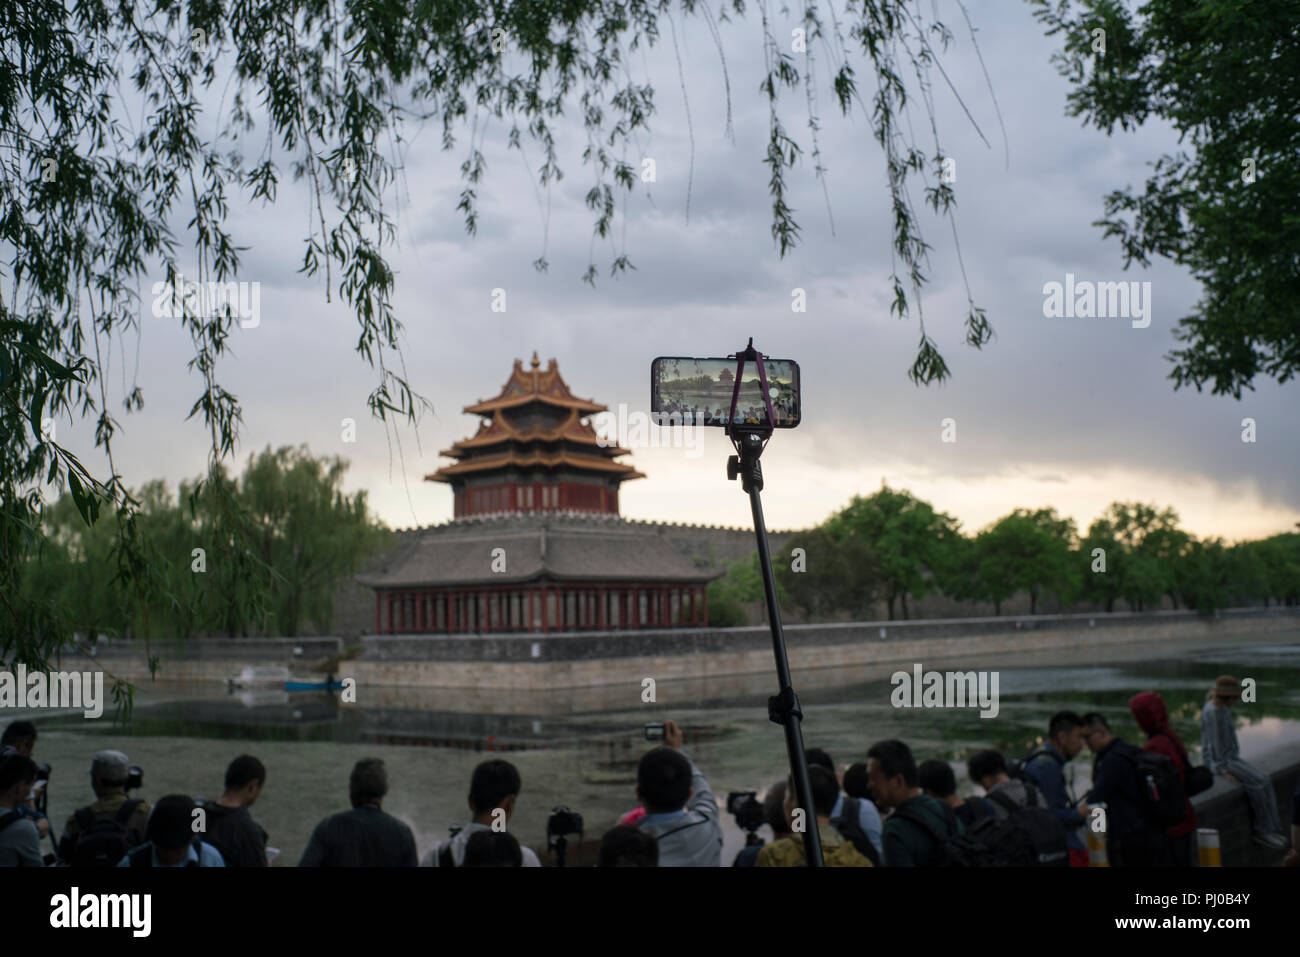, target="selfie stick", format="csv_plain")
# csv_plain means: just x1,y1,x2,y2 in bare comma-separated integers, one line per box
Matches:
724,338,824,868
